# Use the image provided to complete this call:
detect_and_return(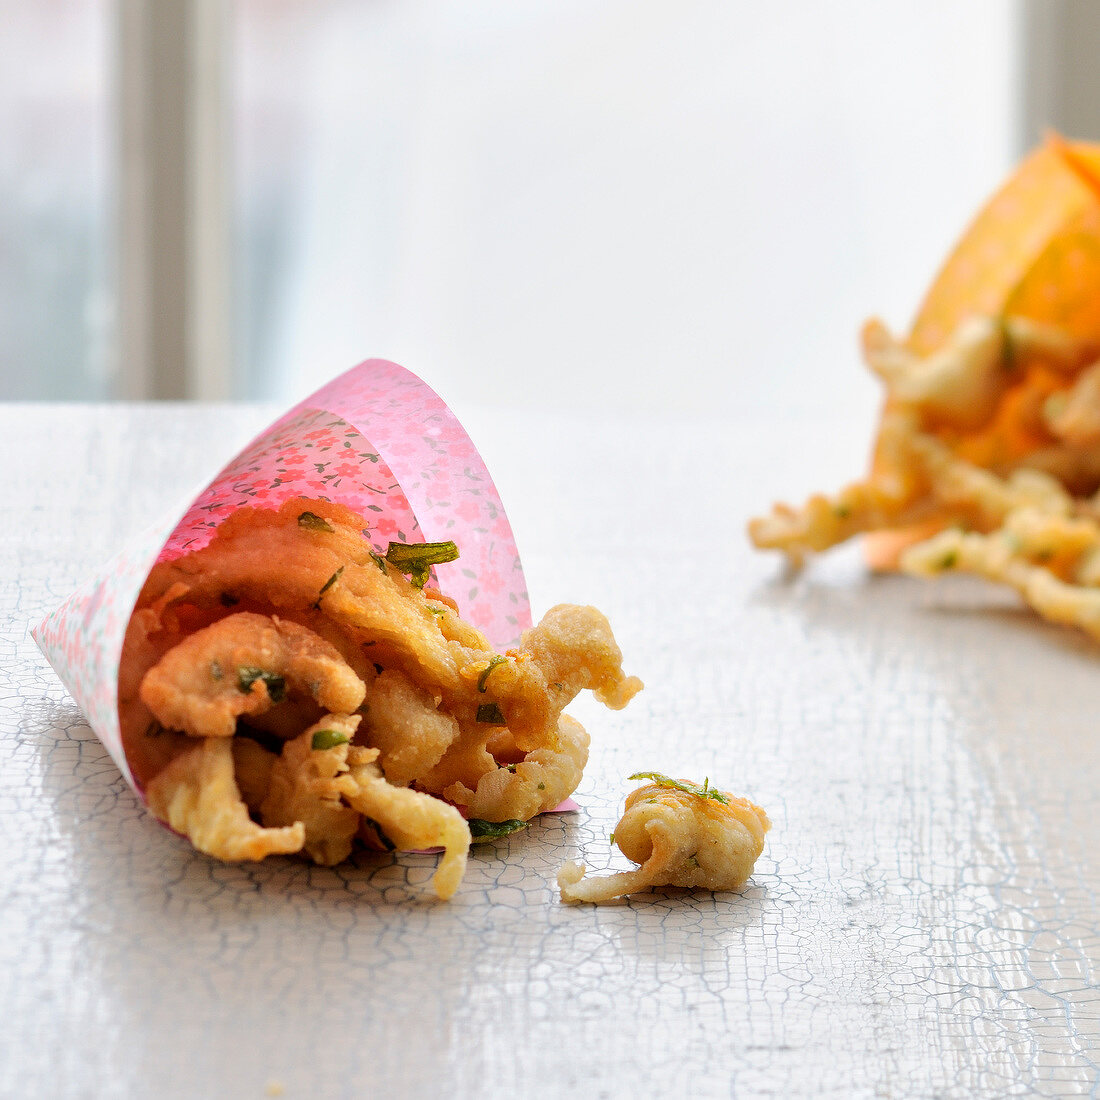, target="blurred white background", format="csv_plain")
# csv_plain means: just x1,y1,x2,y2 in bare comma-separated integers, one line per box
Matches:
3,1,1096,426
